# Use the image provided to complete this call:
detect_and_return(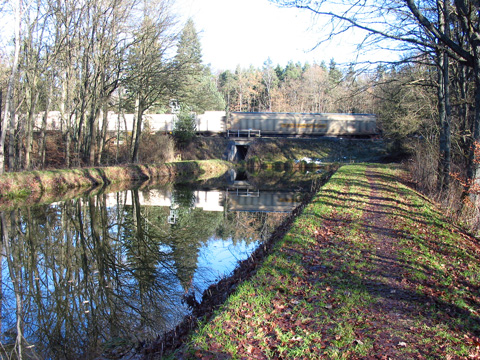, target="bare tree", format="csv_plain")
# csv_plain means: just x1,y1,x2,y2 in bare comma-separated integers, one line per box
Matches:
271,0,480,196
302,64,329,112
1,0,22,174
262,58,278,112
124,0,178,163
